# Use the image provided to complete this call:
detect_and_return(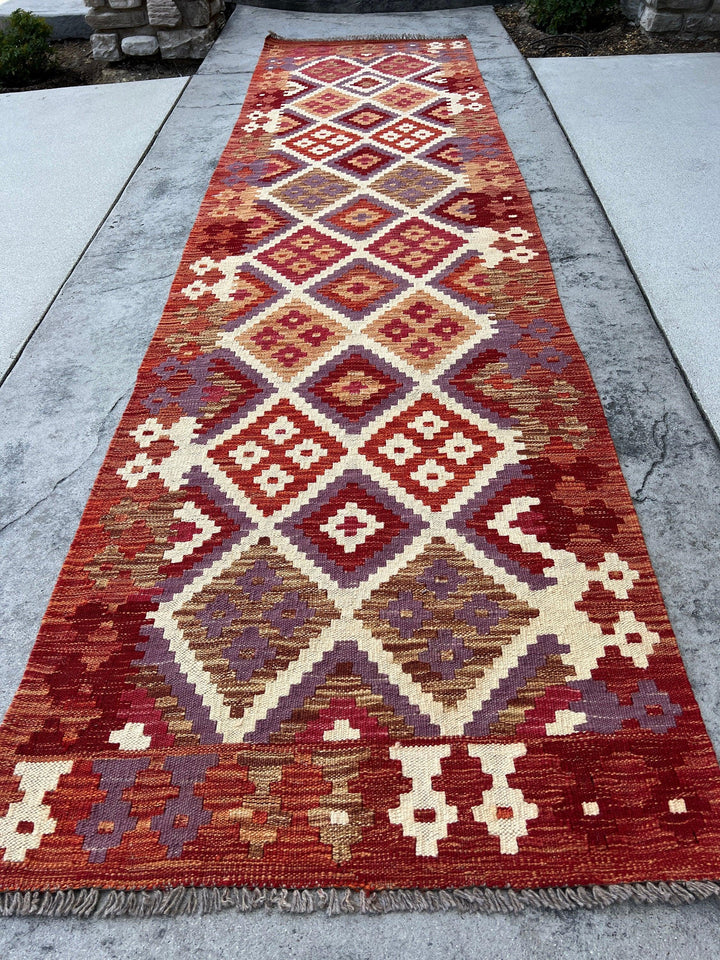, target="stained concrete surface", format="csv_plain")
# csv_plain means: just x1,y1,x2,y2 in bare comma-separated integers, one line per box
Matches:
0,78,188,379
0,5,719,956
530,53,720,441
